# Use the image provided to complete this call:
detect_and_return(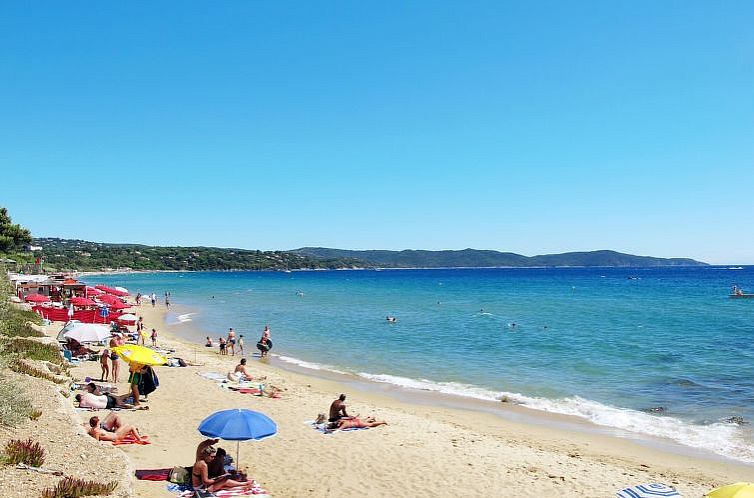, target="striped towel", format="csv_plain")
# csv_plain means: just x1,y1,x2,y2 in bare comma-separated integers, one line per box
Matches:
174,480,269,497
